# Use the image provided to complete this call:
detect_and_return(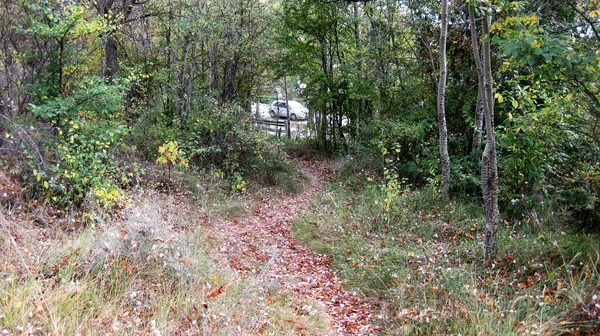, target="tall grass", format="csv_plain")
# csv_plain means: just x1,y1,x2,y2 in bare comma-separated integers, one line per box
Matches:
293,182,600,335
0,192,329,335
